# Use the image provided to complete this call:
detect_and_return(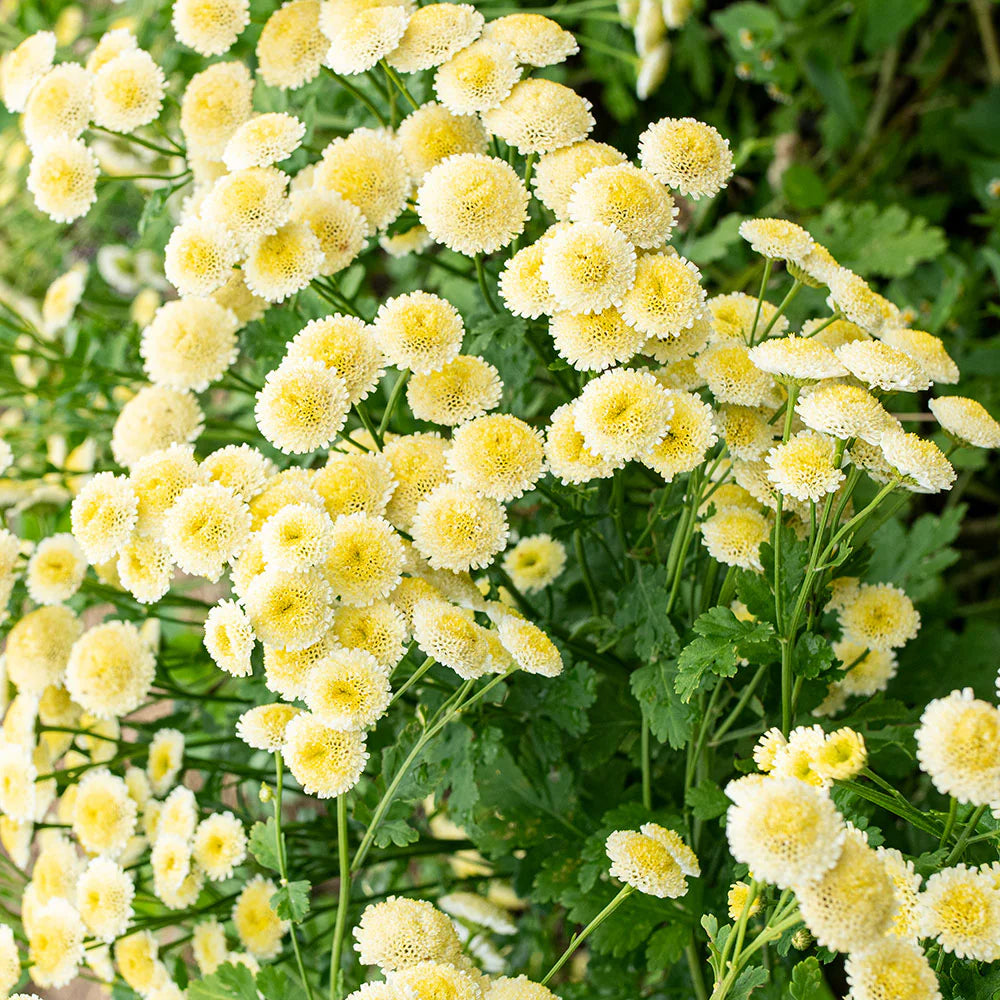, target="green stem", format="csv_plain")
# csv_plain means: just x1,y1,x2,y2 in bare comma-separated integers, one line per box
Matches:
324,68,388,127
574,529,602,616
388,657,435,707
641,721,652,810
475,254,499,313
747,259,773,345
353,401,384,450
945,804,988,865
687,938,710,1000
379,369,410,436
938,798,959,850
757,280,802,341
329,795,351,1000
381,61,420,109
541,886,634,985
